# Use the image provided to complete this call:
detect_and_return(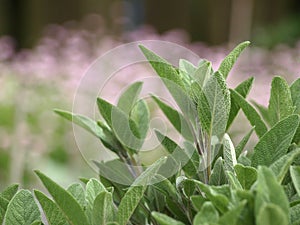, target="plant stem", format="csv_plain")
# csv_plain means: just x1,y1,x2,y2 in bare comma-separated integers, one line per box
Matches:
206,134,212,182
